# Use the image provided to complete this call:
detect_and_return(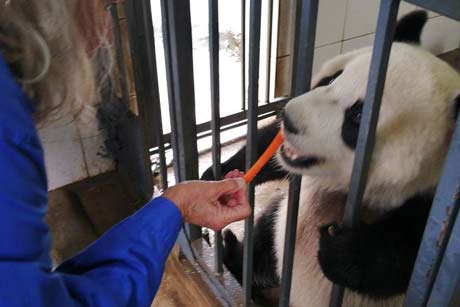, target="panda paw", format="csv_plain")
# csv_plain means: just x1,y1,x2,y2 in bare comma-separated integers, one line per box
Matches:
317,223,365,290
200,166,216,181
223,230,244,283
